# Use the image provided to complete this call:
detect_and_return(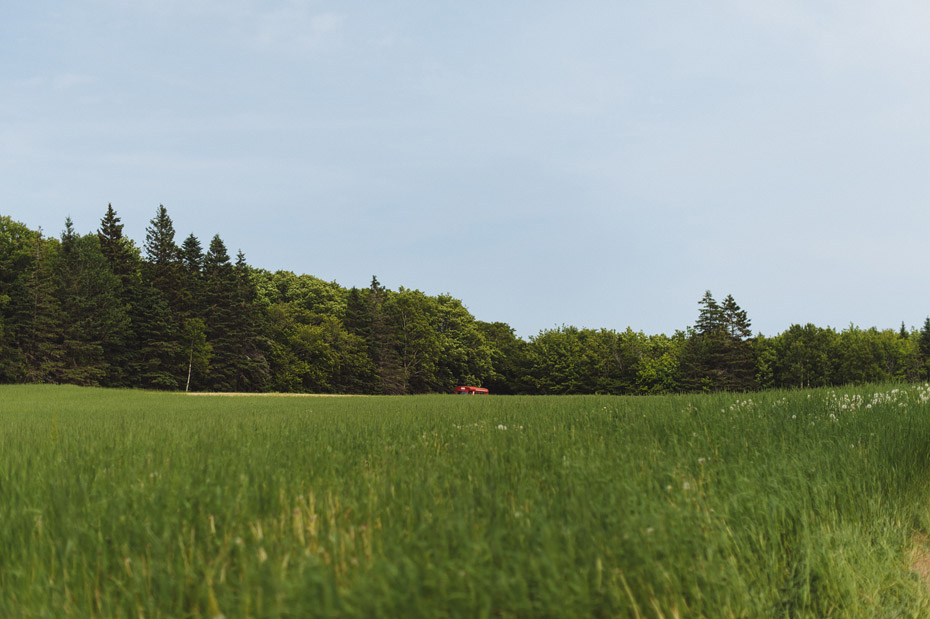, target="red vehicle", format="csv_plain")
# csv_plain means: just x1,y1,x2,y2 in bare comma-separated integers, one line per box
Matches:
454,385,489,395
